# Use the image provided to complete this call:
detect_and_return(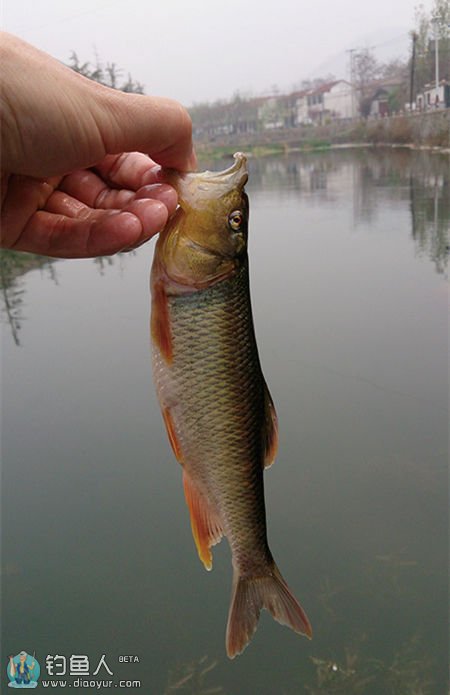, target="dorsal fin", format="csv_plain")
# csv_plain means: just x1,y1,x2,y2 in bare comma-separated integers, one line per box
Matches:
183,472,223,571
